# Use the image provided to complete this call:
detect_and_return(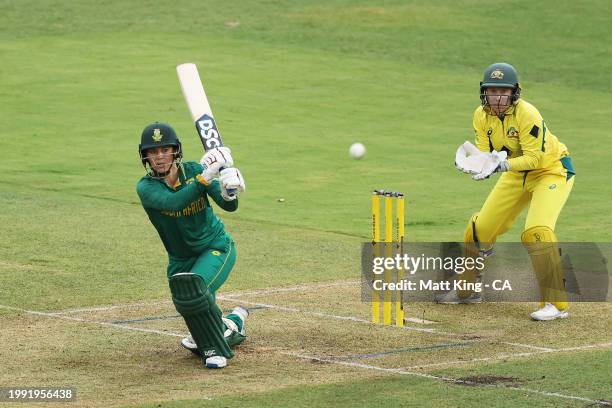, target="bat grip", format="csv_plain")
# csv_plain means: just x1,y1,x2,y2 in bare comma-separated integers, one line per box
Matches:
219,166,237,197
